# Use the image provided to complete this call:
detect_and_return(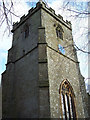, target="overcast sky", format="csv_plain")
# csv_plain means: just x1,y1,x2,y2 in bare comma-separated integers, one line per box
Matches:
0,0,89,91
